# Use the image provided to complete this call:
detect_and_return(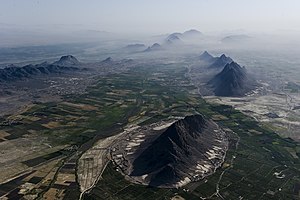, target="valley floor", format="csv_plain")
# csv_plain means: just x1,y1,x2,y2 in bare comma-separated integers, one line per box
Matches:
0,60,299,200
